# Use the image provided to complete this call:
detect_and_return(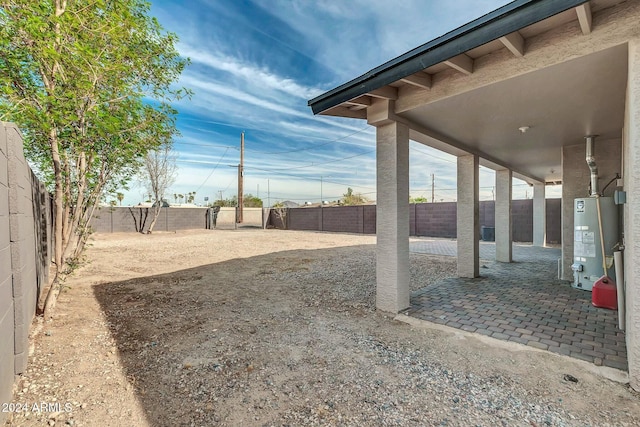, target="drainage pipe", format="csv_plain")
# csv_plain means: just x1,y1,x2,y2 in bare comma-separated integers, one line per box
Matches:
614,250,625,330
585,135,599,196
